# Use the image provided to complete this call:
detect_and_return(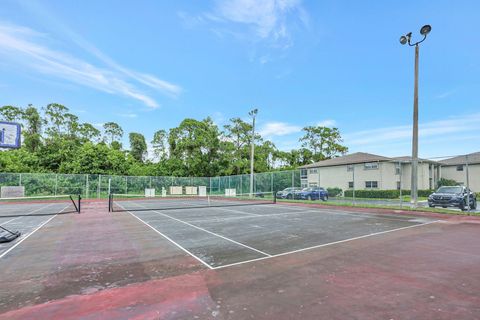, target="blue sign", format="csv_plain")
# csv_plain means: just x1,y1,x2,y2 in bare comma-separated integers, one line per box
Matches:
0,121,21,149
